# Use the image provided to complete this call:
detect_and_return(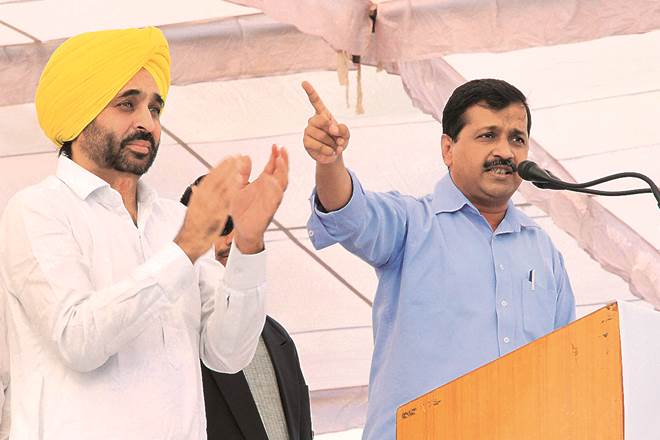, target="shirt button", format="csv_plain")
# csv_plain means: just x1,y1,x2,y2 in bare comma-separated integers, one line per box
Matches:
503,337,510,344
499,264,505,271
500,300,508,307
308,230,314,237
